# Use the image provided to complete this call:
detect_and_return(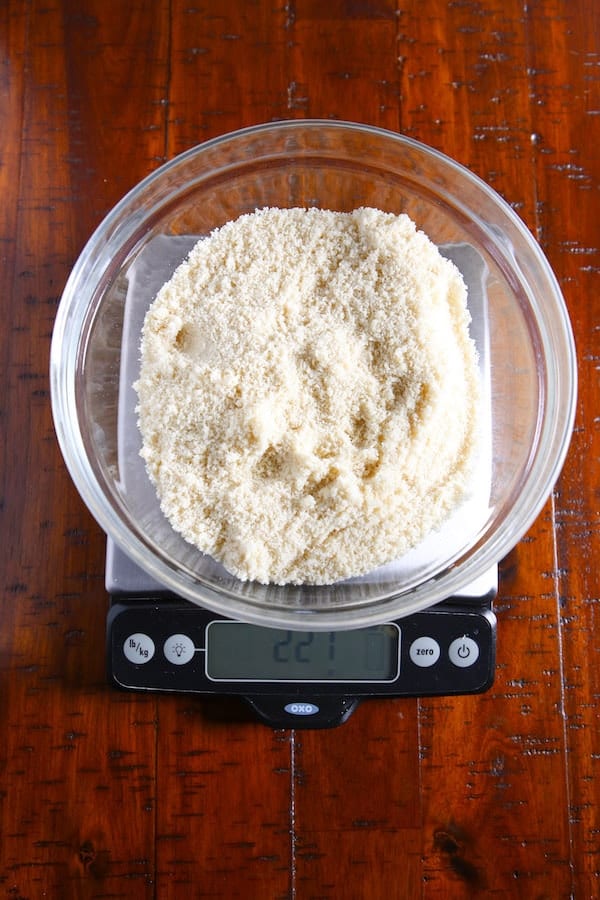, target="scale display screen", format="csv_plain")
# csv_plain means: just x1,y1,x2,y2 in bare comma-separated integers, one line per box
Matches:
205,622,400,682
